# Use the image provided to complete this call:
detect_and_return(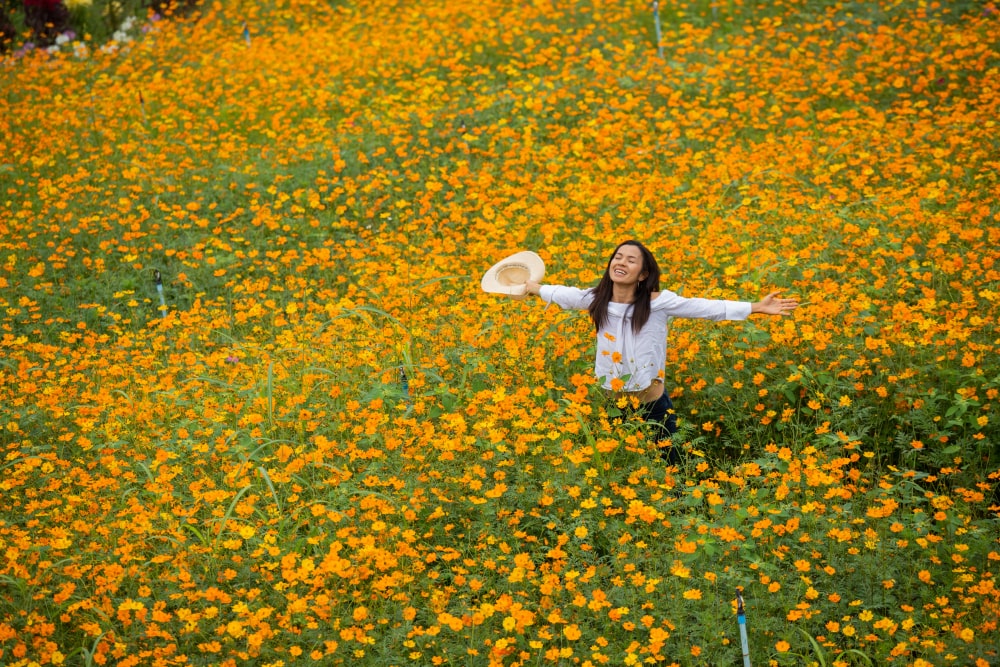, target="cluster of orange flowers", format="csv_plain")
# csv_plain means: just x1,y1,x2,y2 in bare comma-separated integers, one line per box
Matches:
2,0,998,664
